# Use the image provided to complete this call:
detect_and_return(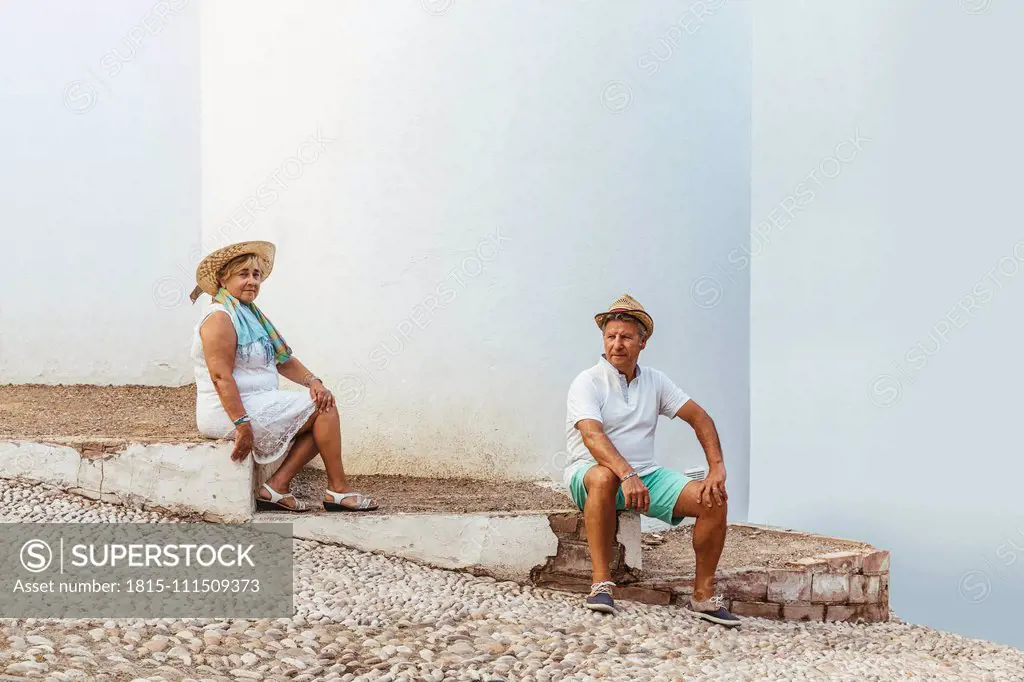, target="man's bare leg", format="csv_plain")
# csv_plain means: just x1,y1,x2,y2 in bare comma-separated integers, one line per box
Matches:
583,465,621,583
672,479,728,600
671,480,738,625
